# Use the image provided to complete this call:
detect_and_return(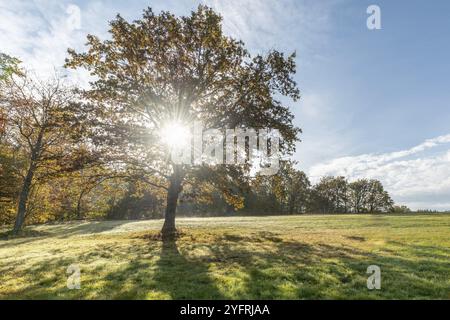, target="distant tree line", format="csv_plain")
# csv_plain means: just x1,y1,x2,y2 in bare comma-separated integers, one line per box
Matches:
224,161,396,215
